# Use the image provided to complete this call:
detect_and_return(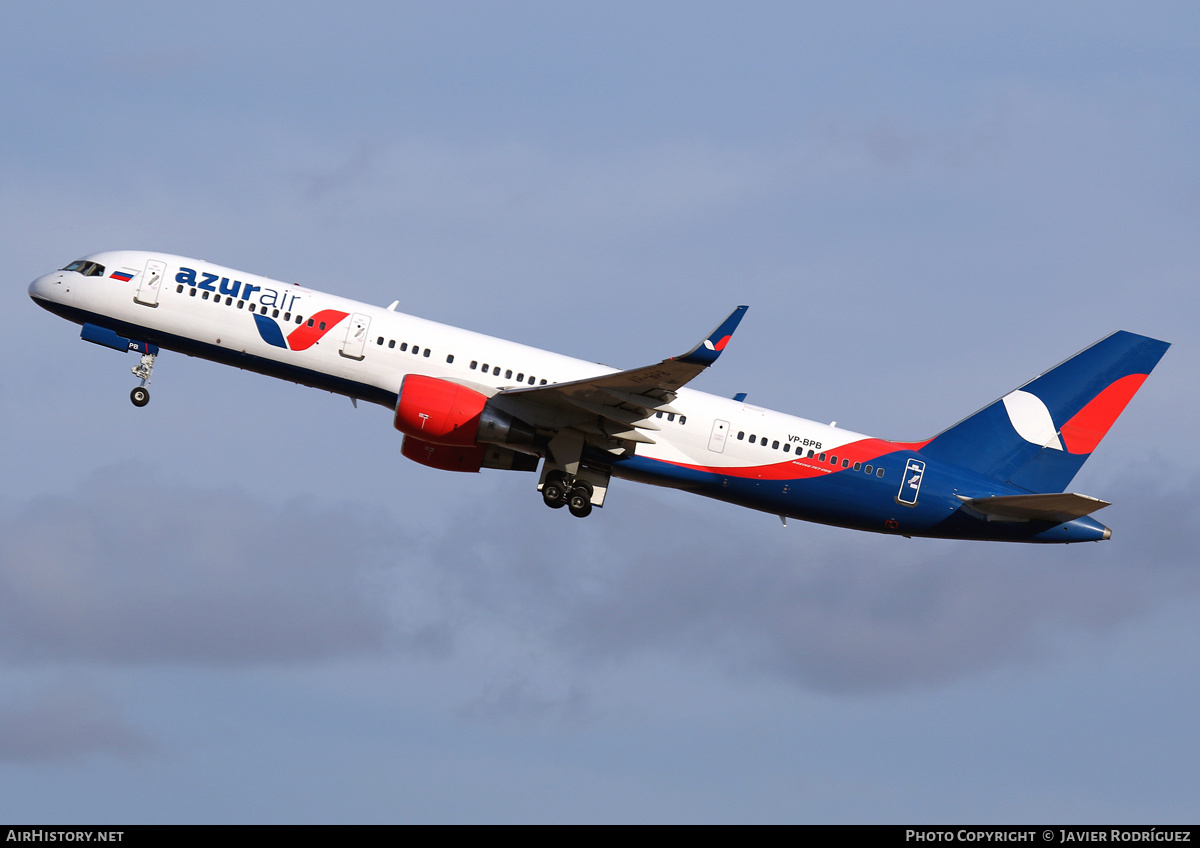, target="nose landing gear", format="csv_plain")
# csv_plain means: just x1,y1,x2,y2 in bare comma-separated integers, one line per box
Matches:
130,351,156,407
